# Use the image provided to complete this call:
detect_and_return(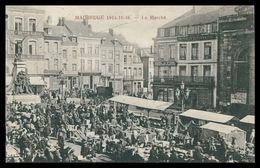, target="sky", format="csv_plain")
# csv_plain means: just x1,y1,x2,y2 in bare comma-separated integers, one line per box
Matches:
32,6,195,47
